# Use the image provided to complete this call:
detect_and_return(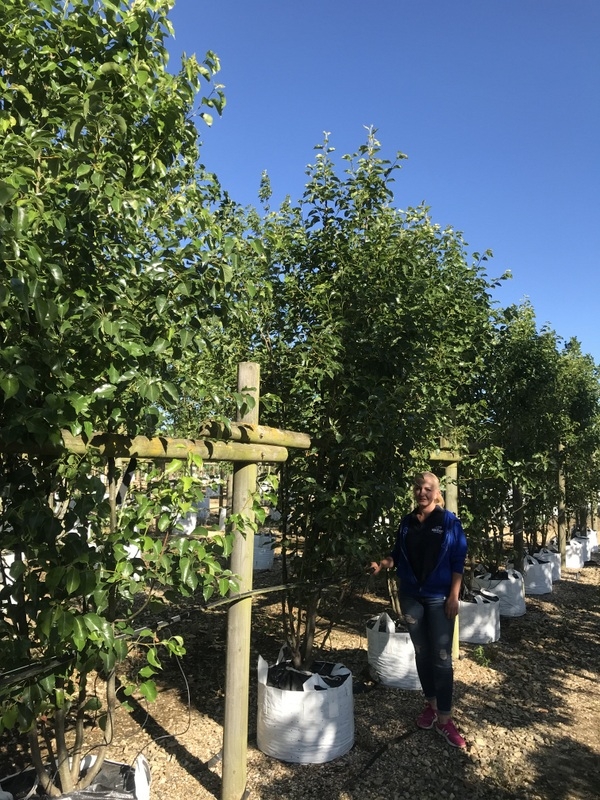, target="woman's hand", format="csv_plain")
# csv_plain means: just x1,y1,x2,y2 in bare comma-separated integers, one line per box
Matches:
368,557,393,575
446,572,463,619
444,596,459,619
